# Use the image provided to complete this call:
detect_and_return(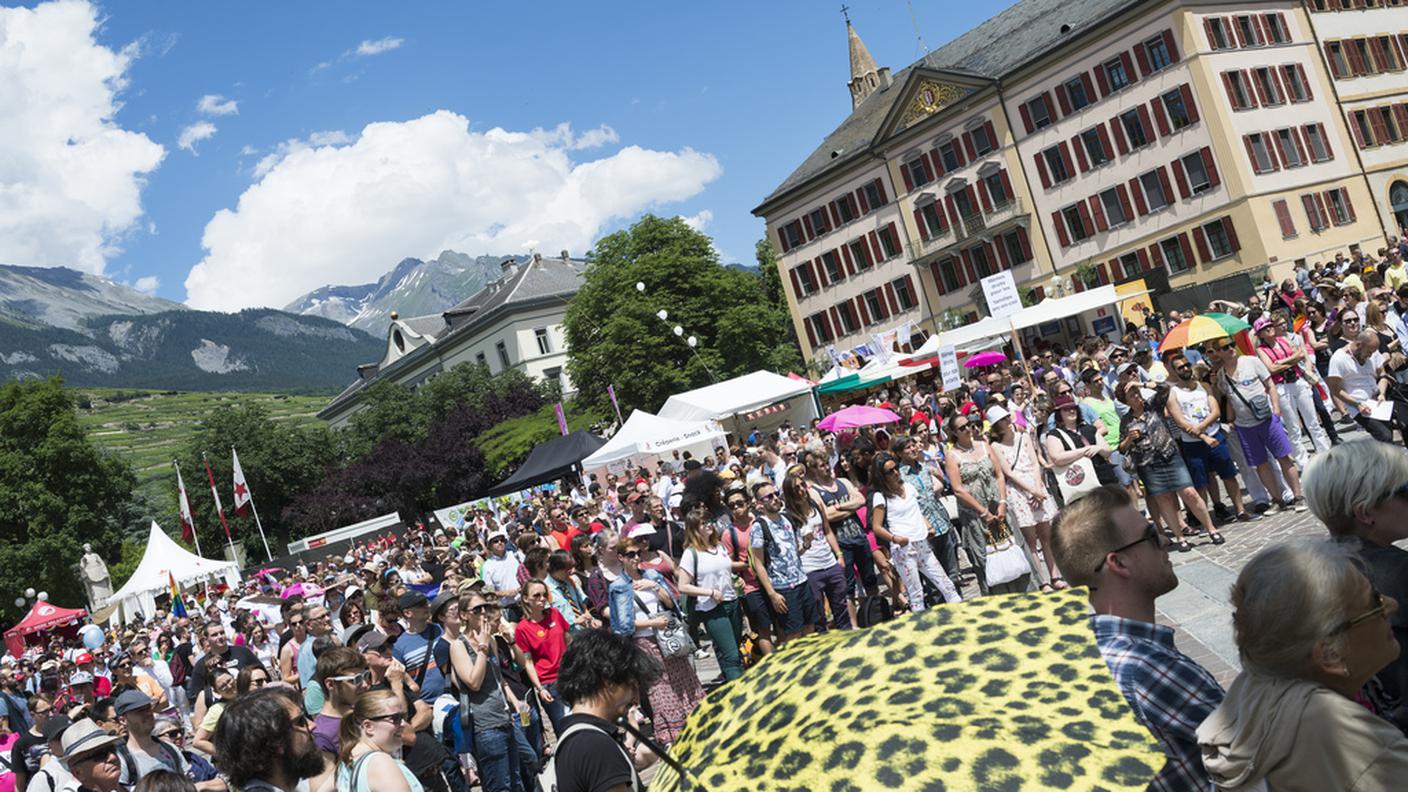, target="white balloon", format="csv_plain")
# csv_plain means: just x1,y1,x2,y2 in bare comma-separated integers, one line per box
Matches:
673,325,683,336
24,588,34,599
657,309,668,320
13,598,24,608
36,592,48,601
687,336,698,347
635,282,645,292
